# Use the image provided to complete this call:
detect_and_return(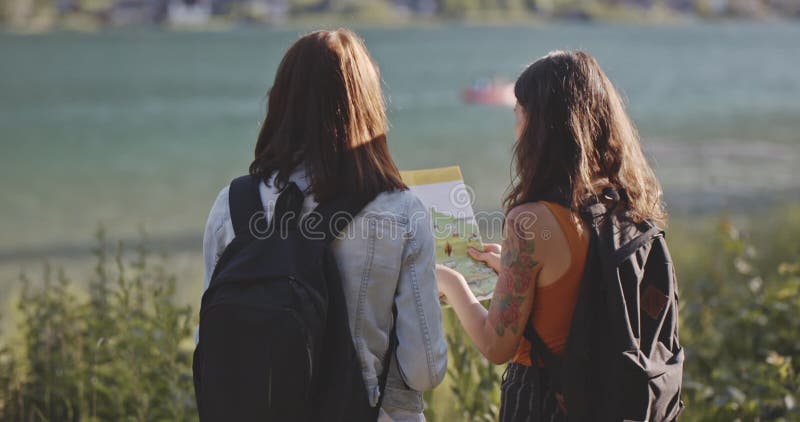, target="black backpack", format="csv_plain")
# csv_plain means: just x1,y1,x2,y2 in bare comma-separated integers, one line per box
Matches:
193,175,395,421
525,188,684,421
